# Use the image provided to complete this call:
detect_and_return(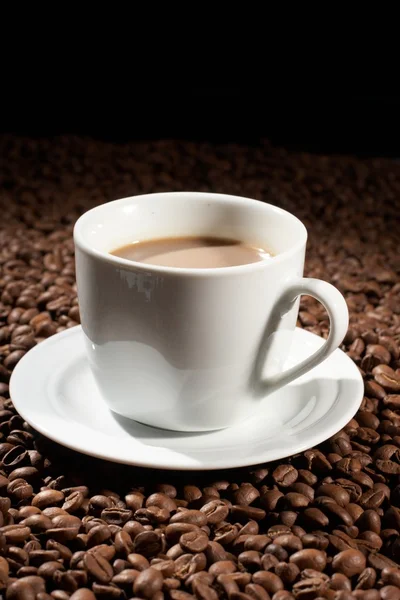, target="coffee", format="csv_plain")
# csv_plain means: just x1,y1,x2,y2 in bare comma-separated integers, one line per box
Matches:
111,236,273,268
